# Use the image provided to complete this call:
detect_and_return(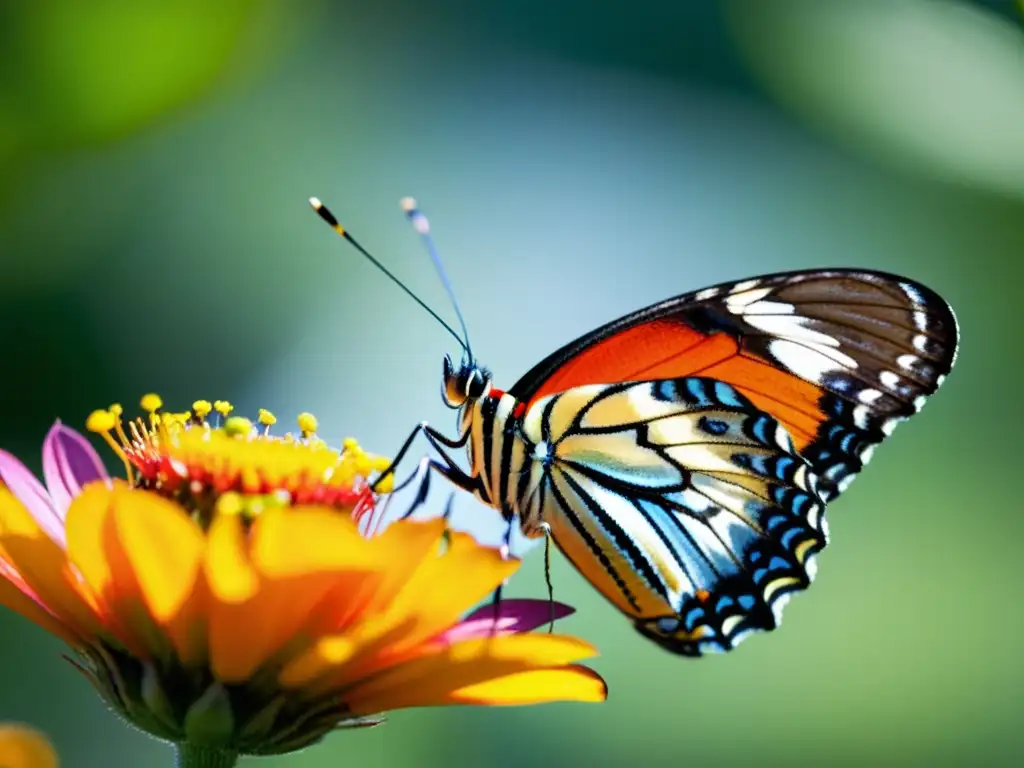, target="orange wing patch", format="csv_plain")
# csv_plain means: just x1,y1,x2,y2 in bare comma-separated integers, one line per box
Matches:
525,319,827,452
